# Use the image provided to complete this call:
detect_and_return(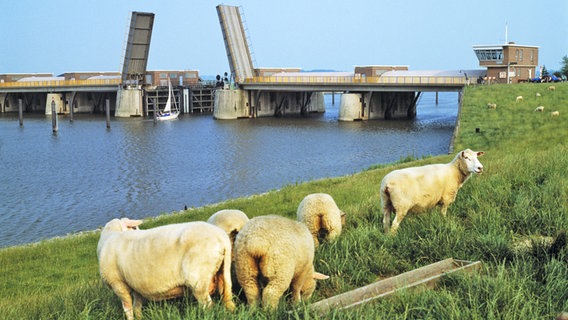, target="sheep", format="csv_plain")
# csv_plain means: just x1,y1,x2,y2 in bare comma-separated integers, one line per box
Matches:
534,106,545,112
486,103,497,109
548,85,556,91
535,92,541,97
516,96,523,102
551,111,560,117
296,193,346,247
234,215,329,310
207,209,249,246
97,218,235,320
381,149,484,234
